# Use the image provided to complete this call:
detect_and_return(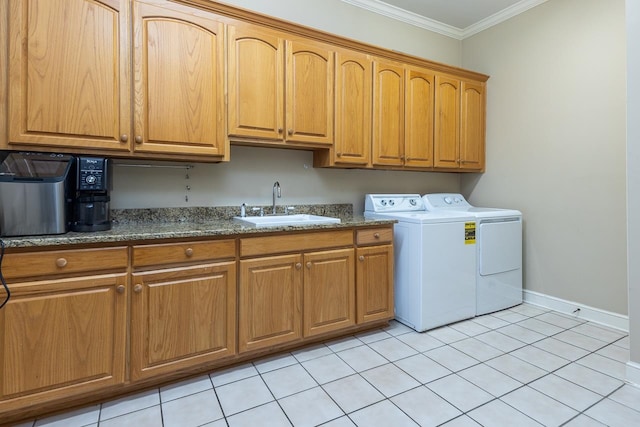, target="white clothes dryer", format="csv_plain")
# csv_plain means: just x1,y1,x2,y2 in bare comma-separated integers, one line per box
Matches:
422,193,523,315
365,194,476,331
